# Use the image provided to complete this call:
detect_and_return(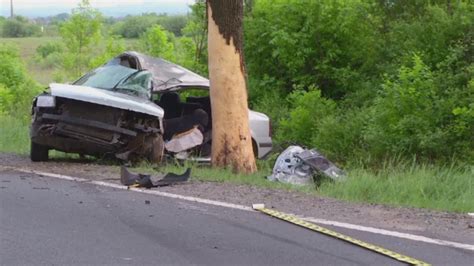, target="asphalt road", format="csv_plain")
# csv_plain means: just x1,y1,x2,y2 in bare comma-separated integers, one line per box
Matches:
1,170,473,265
